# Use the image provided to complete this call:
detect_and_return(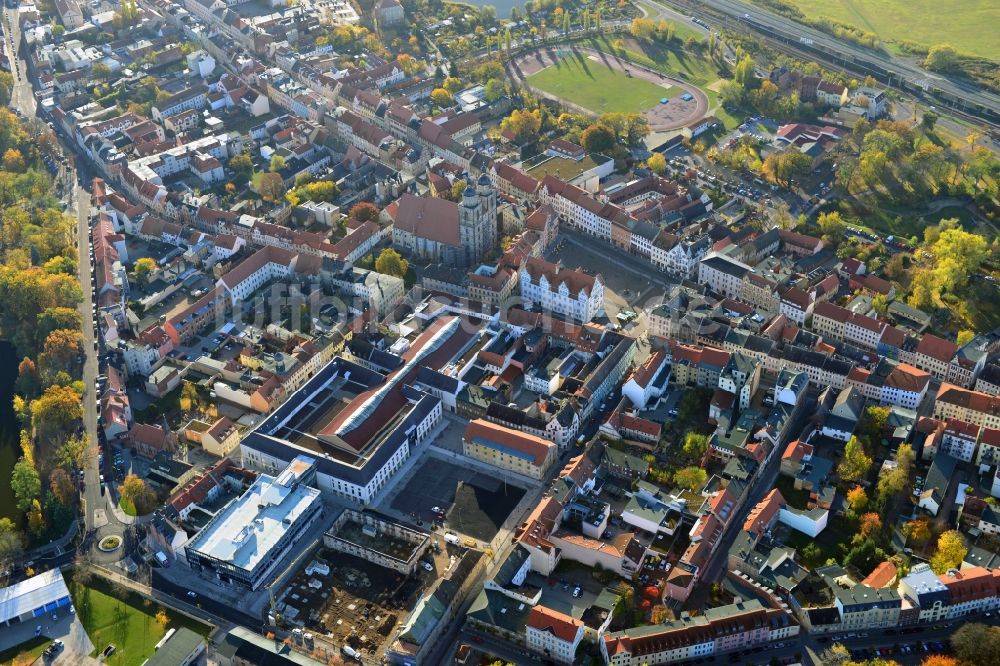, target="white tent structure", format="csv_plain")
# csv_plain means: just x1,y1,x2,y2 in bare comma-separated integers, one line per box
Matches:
0,570,72,627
